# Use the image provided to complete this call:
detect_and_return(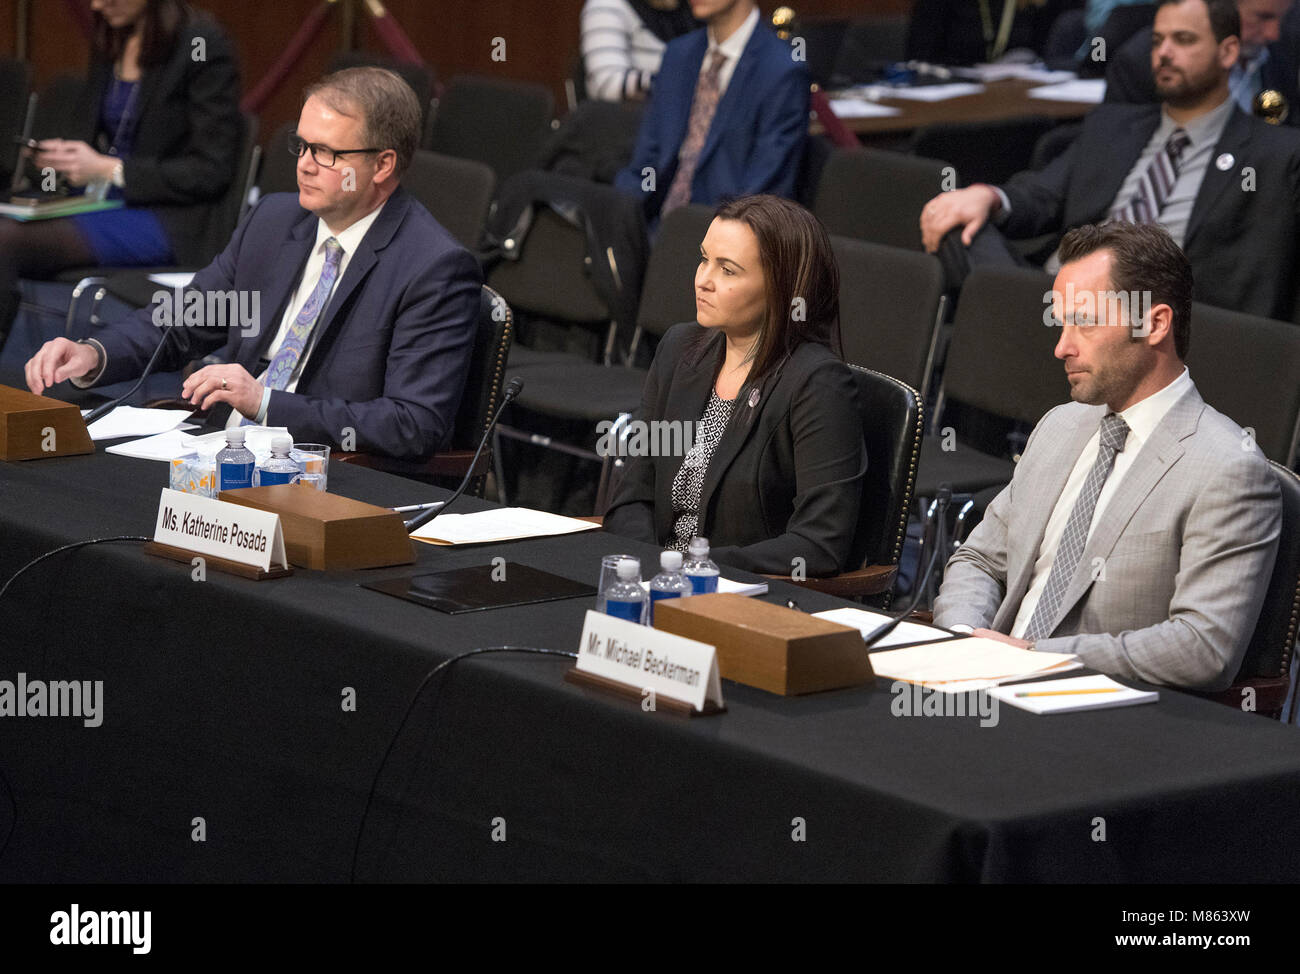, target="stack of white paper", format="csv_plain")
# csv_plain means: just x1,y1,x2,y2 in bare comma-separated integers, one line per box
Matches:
813,606,957,649
1027,79,1107,103
827,99,903,119
83,405,196,442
